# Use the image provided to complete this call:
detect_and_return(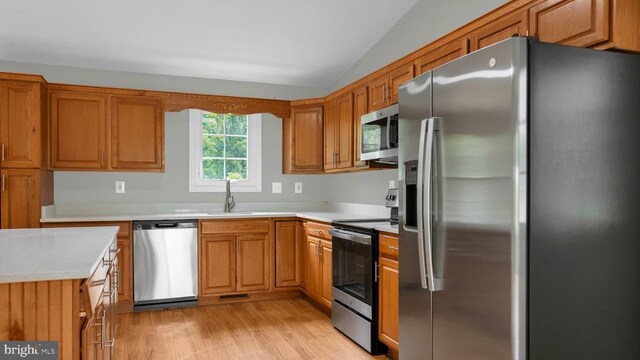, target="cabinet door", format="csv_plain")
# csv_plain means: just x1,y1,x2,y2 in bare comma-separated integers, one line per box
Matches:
1,169,40,229
50,91,107,169
290,105,324,172
200,235,236,294
275,222,299,287
323,99,337,170
353,86,369,168
0,81,41,168
305,237,321,297
336,92,353,169
416,38,470,75
236,234,269,292
116,238,132,303
529,0,609,47
368,73,390,111
389,64,415,104
319,240,333,308
111,96,164,171
378,256,399,351
299,223,308,289
470,10,528,51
